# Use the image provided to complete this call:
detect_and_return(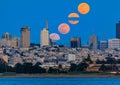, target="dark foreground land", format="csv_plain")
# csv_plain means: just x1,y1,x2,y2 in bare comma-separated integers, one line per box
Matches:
0,73,120,78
